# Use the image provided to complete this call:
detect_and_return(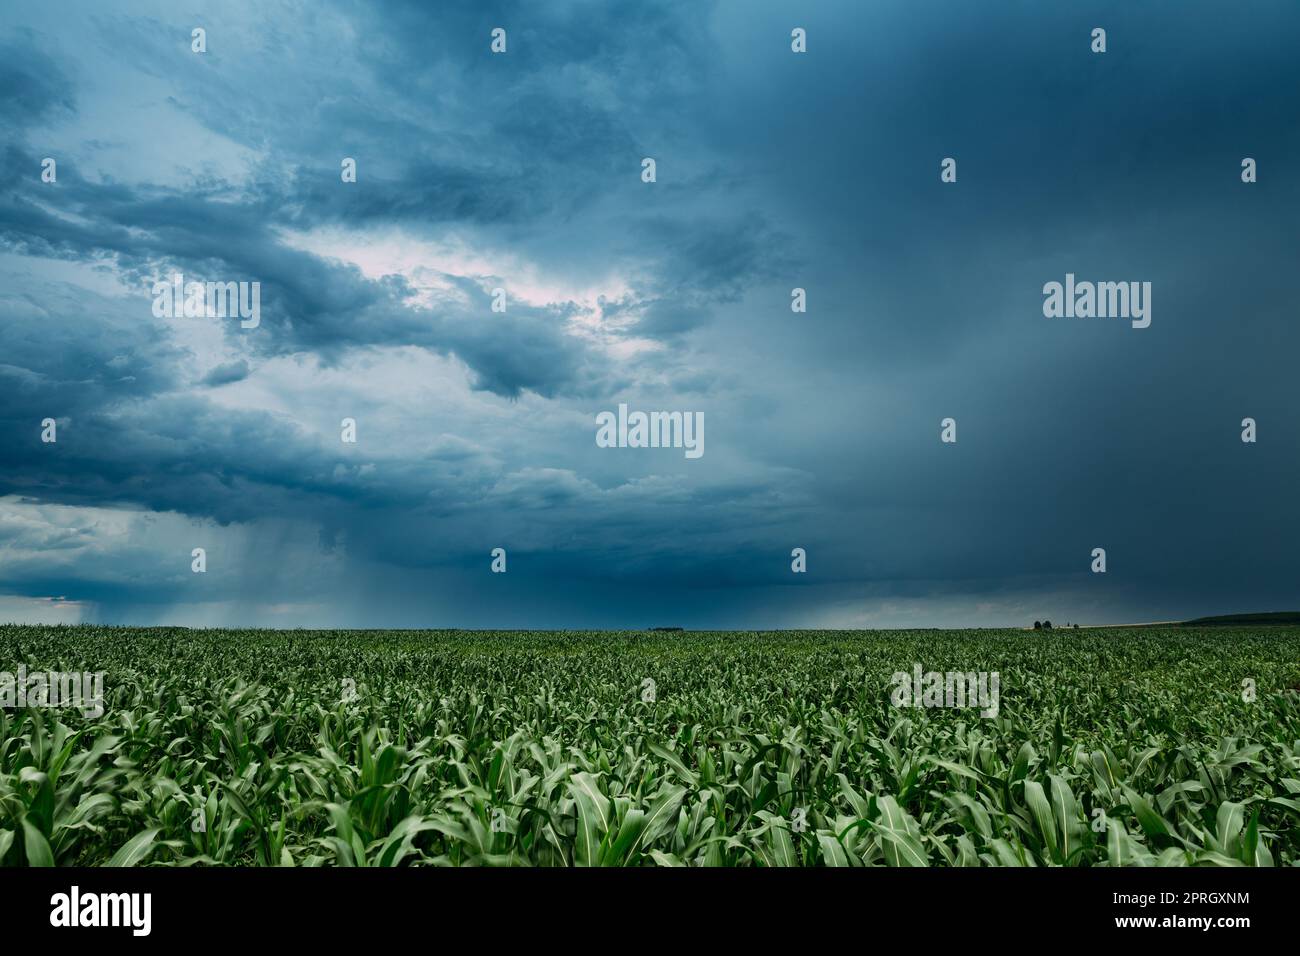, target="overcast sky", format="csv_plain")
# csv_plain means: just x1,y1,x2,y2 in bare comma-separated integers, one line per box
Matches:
2,1,1298,628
